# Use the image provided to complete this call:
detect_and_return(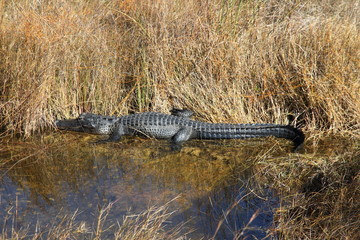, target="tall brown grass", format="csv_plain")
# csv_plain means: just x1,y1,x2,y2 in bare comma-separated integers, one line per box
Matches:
0,0,359,137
